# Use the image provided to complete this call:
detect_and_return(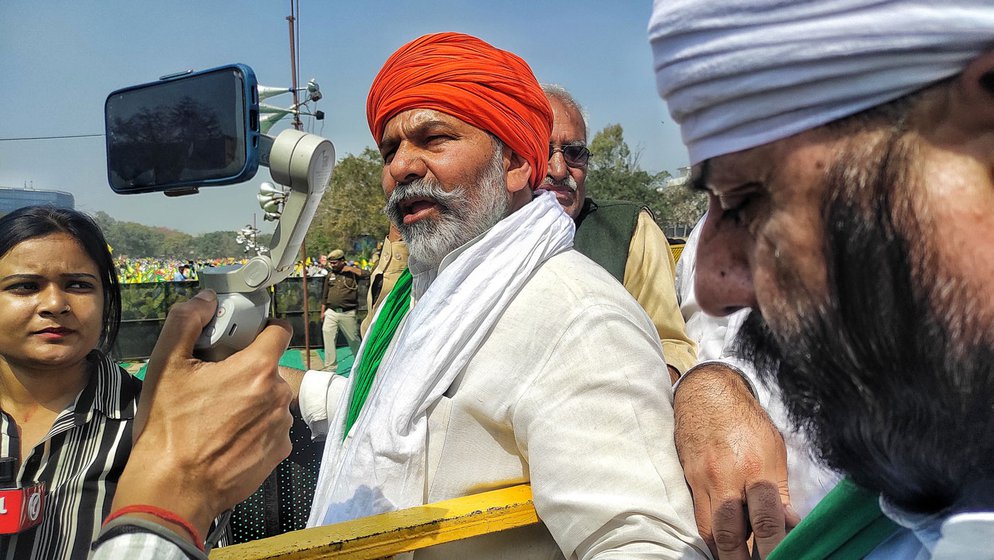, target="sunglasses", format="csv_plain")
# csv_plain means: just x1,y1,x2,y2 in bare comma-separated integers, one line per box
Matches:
549,143,590,168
